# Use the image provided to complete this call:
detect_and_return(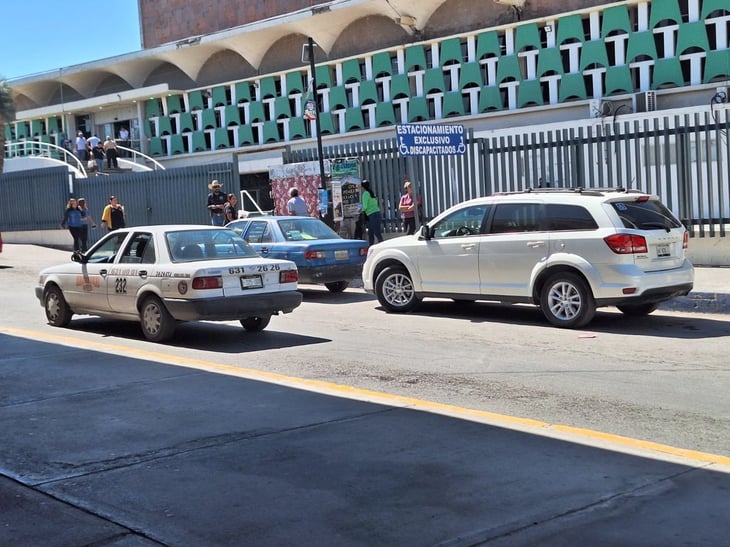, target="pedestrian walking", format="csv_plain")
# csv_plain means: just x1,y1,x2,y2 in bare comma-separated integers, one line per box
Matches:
60,198,84,252
101,195,126,231
76,198,97,252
